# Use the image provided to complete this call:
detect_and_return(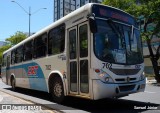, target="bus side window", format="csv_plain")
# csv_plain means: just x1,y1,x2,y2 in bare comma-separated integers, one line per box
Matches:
34,33,47,58
11,50,16,64
48,36,53,55
16,45,23,63
24,40,33,61
2,54,7,67
48,24,65,55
